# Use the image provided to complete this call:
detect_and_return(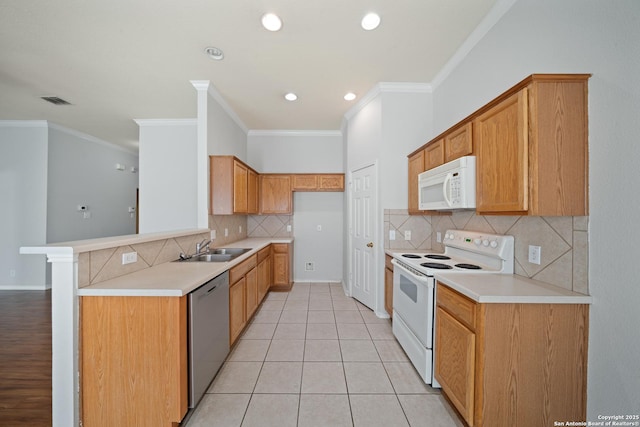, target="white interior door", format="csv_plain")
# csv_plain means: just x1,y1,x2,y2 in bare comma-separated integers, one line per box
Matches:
349,164,376,310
